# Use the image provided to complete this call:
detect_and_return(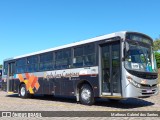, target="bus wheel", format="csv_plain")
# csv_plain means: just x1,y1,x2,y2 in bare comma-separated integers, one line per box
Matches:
80,84,94,105
19,84,29,98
